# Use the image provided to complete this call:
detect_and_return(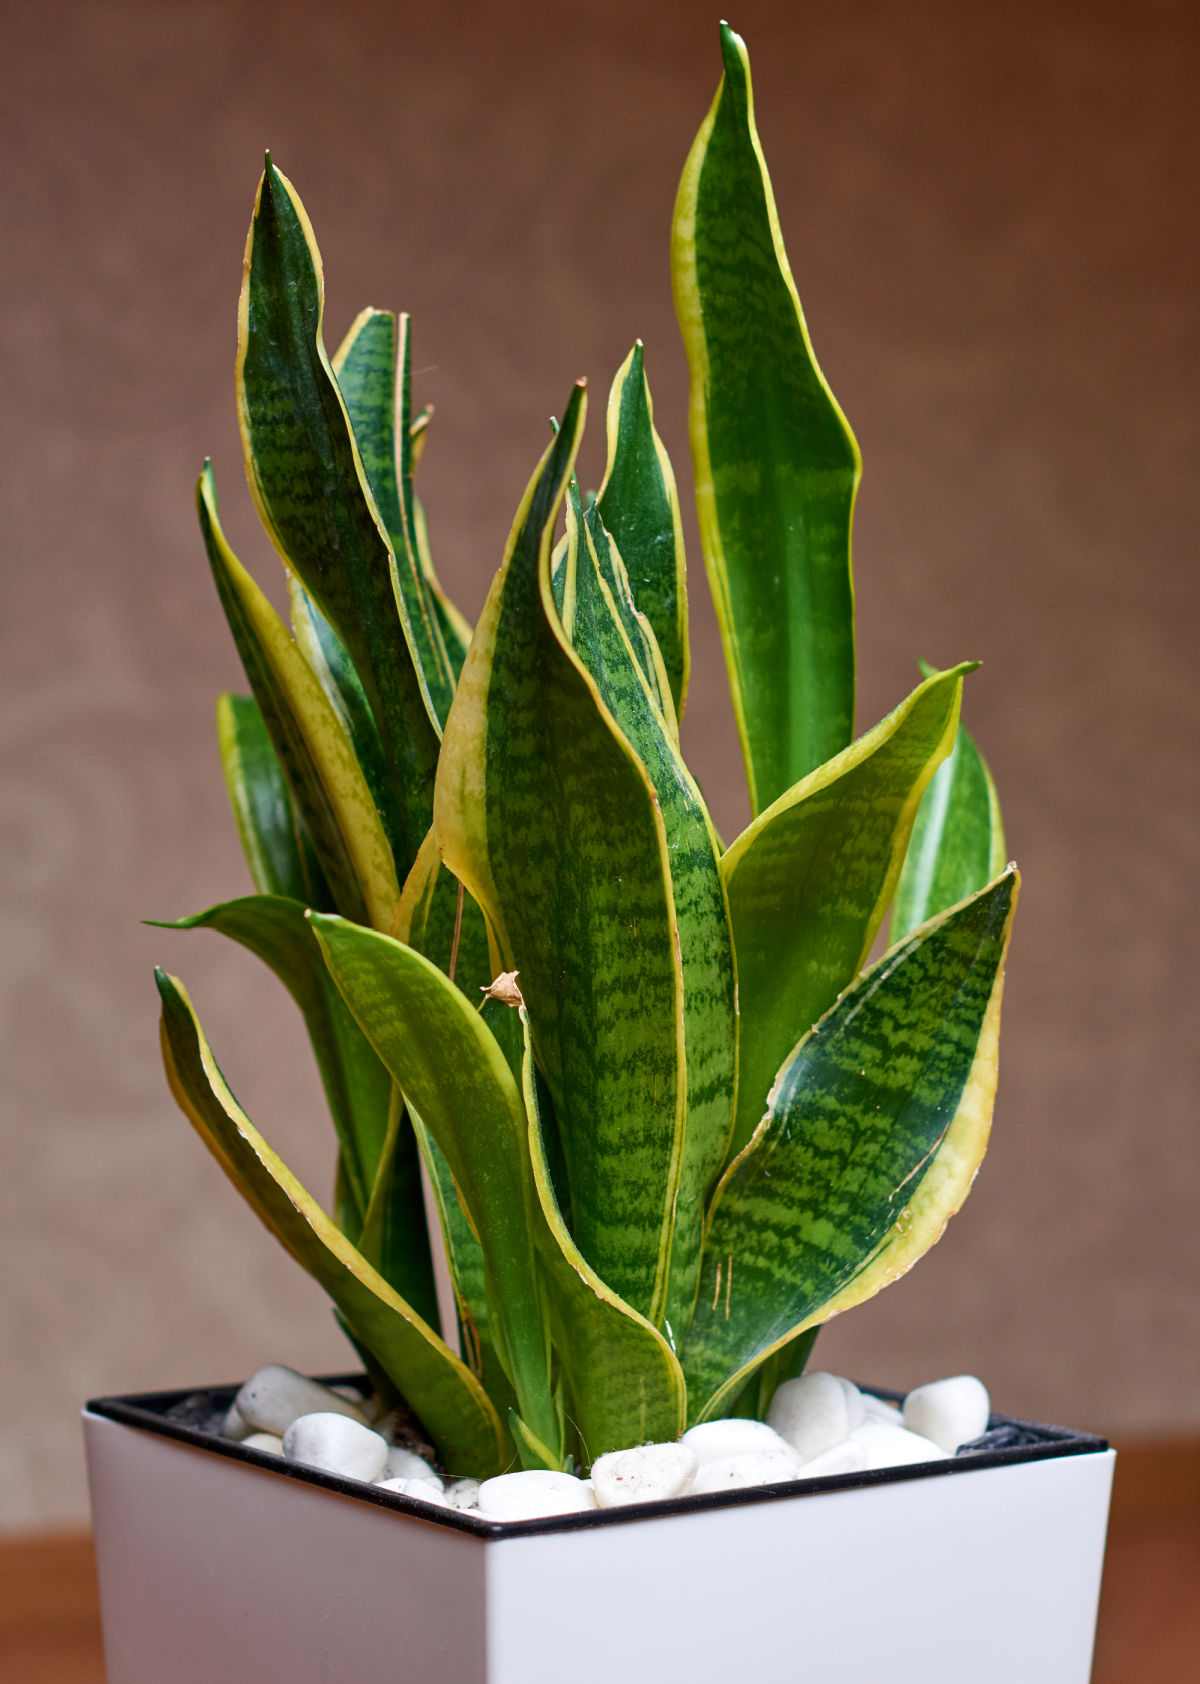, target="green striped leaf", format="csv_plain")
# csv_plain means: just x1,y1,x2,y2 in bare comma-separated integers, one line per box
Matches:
672,23,861,812
722,663,973,1160
519,1014,686,1462
156,969,508,1475
198,464,399,934
596,343,689,717
149,896,438,1328
236,162,441,874
414,496,472,678
683,868,1019,1420
892,678,1007,940
215,692,326,907
435,386,697,1323
311,914,560,1464
560,488,737,1337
